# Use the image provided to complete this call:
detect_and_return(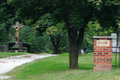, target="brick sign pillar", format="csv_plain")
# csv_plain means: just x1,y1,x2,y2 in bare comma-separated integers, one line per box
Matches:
93,36,112,72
